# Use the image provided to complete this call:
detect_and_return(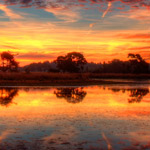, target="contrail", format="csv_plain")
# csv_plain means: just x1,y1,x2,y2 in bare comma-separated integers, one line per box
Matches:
89,1,112,29
102,2,112,18
89,22,96,28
